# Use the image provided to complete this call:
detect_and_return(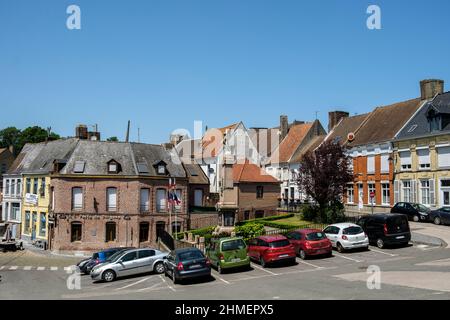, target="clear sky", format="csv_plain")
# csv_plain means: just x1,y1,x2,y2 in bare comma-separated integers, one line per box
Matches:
1,0,450,143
